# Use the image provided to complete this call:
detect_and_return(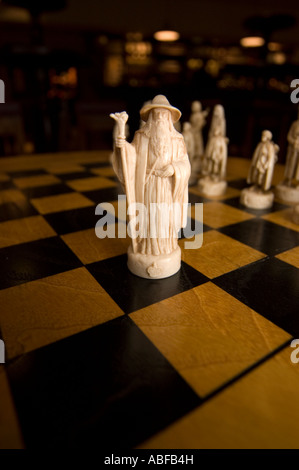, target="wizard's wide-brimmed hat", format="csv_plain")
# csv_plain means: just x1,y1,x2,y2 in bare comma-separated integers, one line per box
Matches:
140,95,181,123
